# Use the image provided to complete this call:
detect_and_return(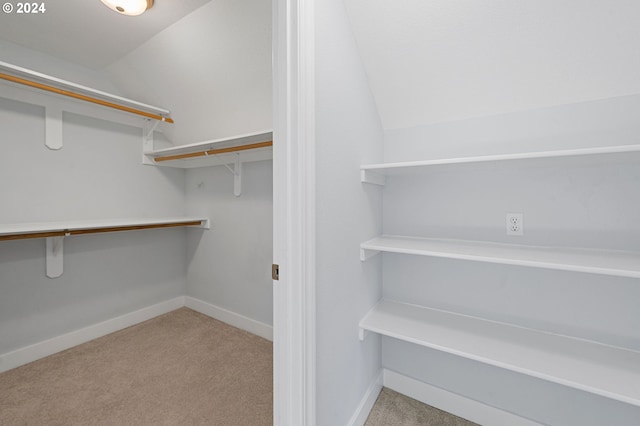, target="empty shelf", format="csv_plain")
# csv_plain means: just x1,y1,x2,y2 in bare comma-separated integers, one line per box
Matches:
360,144,640,184
0,217,209,241
0,61,173,123
360,300,640,406
360,235,640,278
146,130,273,168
